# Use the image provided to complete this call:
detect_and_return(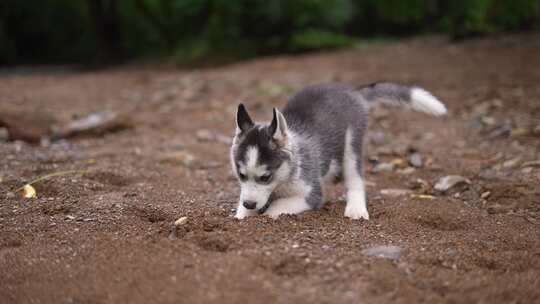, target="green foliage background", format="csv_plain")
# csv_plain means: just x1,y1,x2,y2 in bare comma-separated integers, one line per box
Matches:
1,0,539,65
